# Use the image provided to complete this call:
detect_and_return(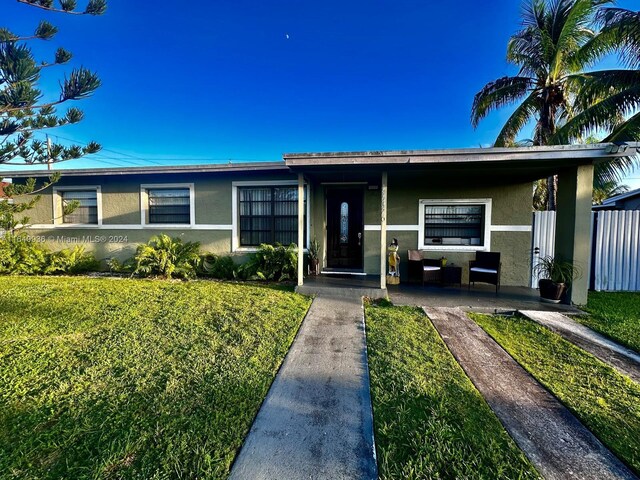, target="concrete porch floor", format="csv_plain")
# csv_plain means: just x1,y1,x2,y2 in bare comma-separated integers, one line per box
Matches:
297,274,583,313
